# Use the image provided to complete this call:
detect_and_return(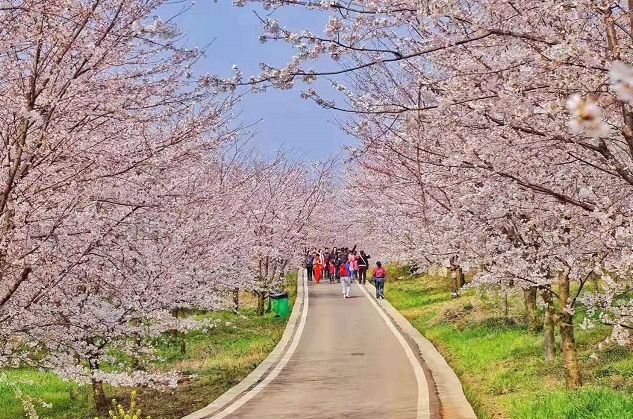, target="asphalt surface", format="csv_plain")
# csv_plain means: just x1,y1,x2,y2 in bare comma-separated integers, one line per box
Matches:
230,281,424,418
